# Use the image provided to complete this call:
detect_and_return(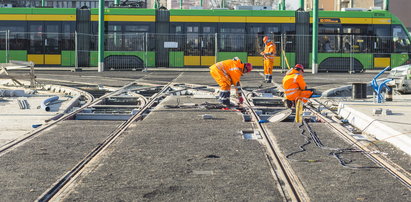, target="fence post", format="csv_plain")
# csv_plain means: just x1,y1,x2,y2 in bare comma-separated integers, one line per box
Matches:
349,34,354,74
144,32,148,71
75,31,78,69
214,33,218,63
6,30,9,63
